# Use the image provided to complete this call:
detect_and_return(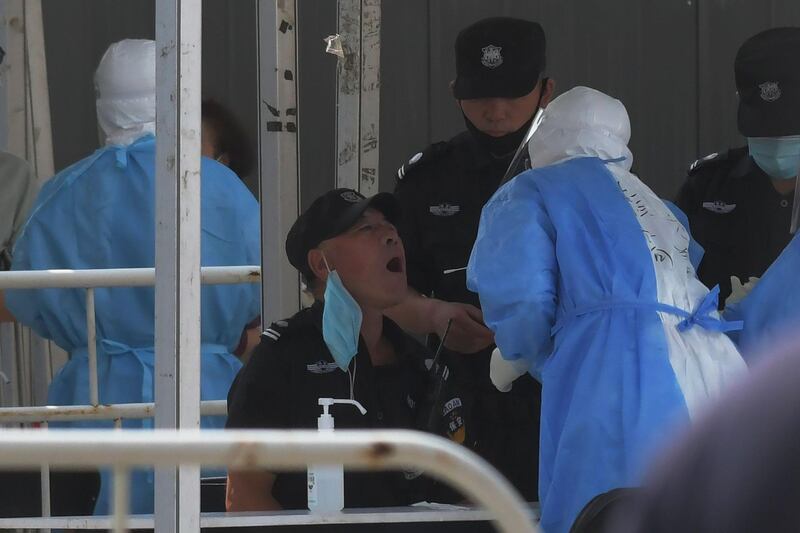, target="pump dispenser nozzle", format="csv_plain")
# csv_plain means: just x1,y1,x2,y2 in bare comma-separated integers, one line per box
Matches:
317,398,367,430
309,398,368,512
318,398,367,415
